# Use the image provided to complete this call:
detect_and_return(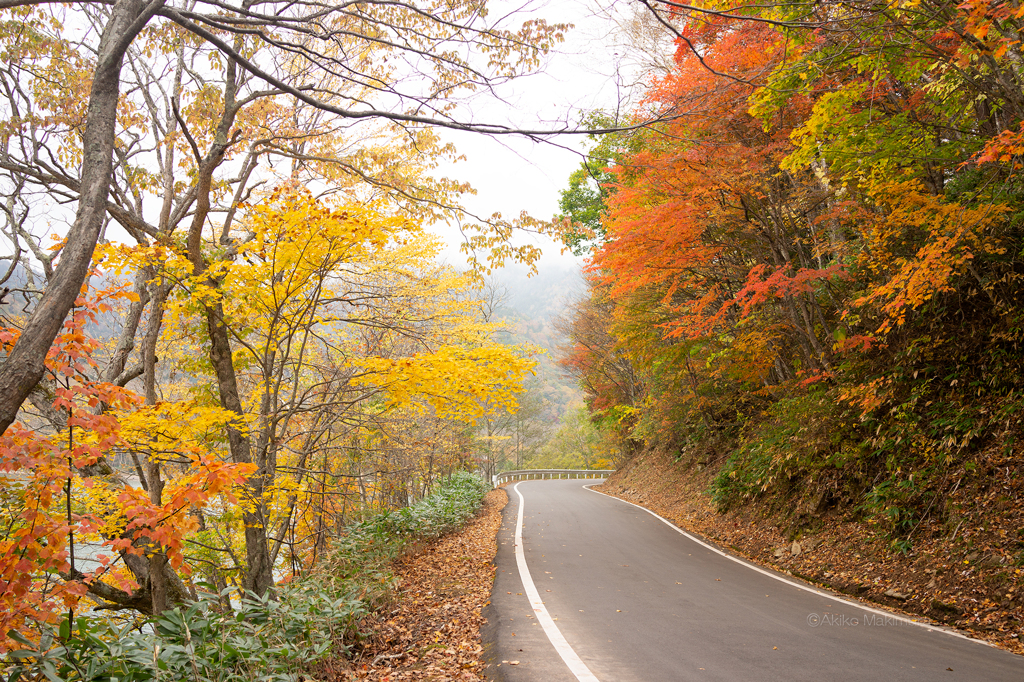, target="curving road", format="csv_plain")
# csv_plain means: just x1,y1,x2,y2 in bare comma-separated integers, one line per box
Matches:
482,479,1024,681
